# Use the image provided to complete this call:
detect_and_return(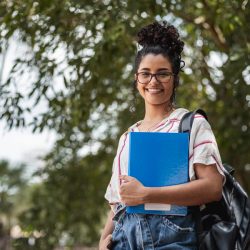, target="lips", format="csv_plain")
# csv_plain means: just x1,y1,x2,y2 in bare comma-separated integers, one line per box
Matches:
146,88,164,94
